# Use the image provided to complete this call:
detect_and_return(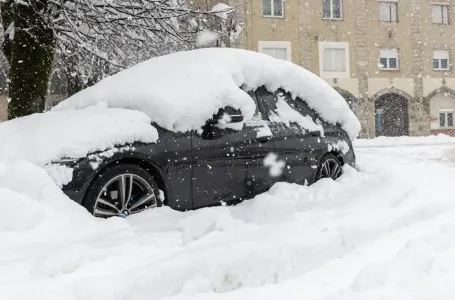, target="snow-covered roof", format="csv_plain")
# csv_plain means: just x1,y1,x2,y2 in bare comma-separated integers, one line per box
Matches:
0,106,158,165
54,48,361,140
